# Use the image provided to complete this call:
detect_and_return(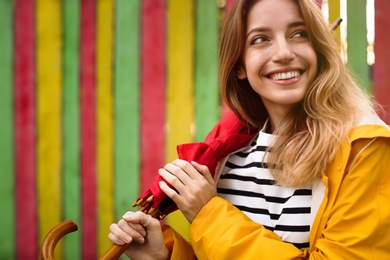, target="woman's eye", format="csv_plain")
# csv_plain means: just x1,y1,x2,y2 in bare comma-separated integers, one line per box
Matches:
251,36,268,45
292,30,308,39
